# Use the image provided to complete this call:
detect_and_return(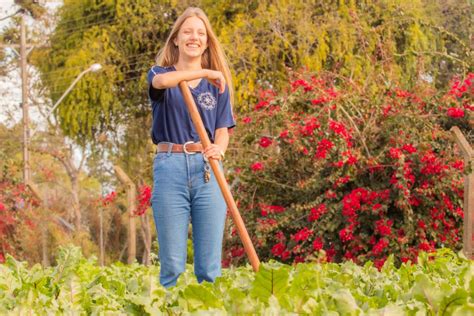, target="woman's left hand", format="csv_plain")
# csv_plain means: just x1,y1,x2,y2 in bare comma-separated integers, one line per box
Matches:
203,144,224,161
